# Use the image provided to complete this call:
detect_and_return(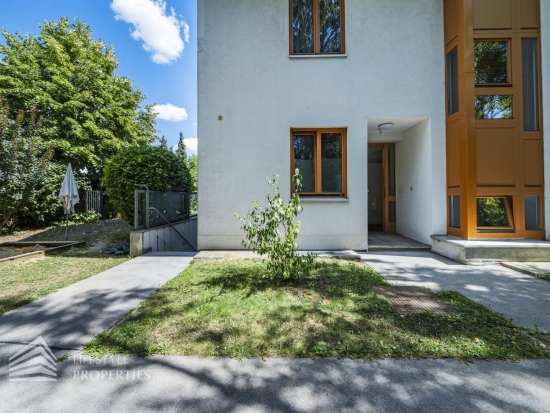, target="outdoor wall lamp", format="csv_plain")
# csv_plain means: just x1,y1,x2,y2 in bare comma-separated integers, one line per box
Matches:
378,123,395,134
